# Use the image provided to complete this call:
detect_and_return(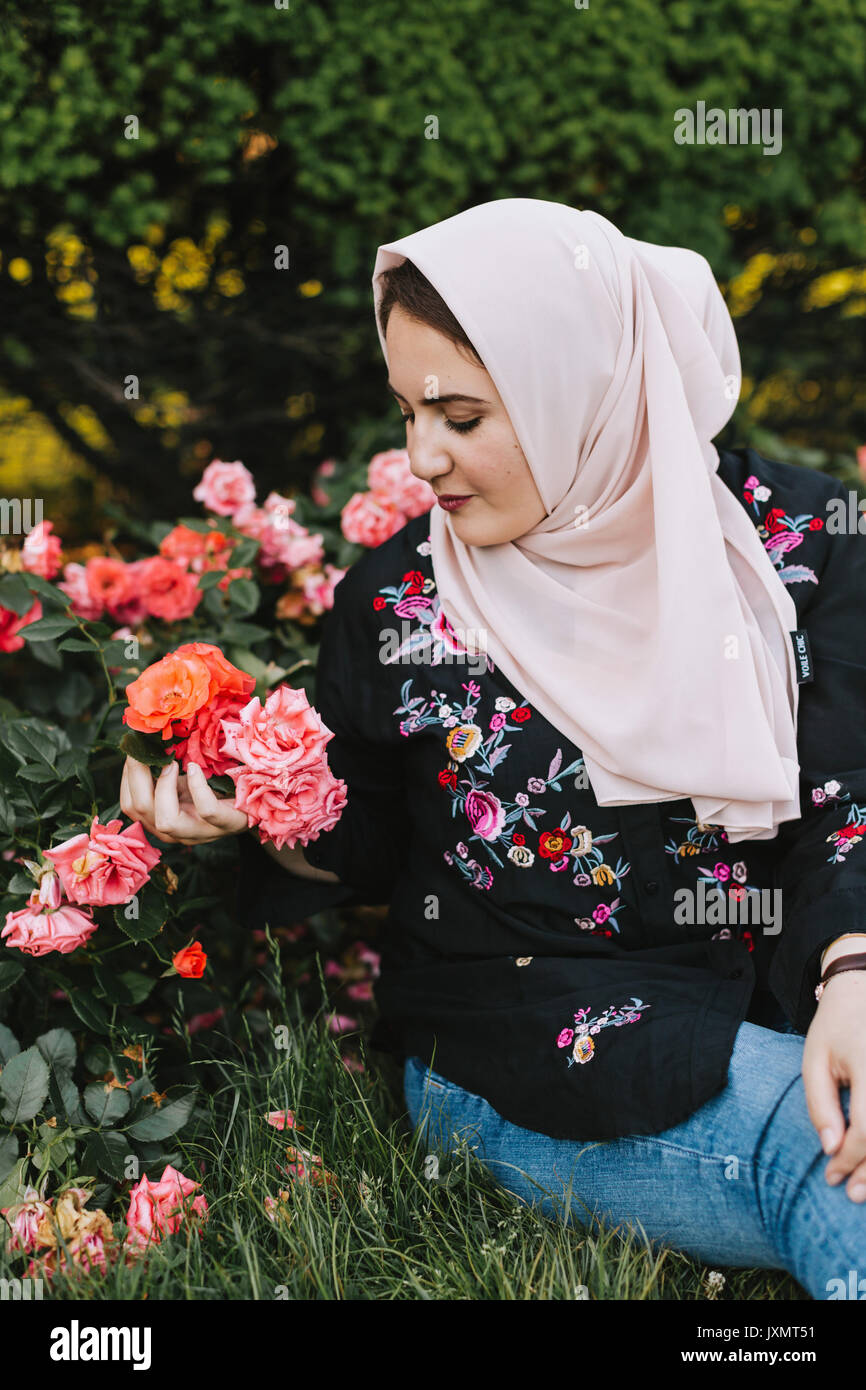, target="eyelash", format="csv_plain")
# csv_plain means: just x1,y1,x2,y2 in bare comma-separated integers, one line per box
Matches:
399,412,481,435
